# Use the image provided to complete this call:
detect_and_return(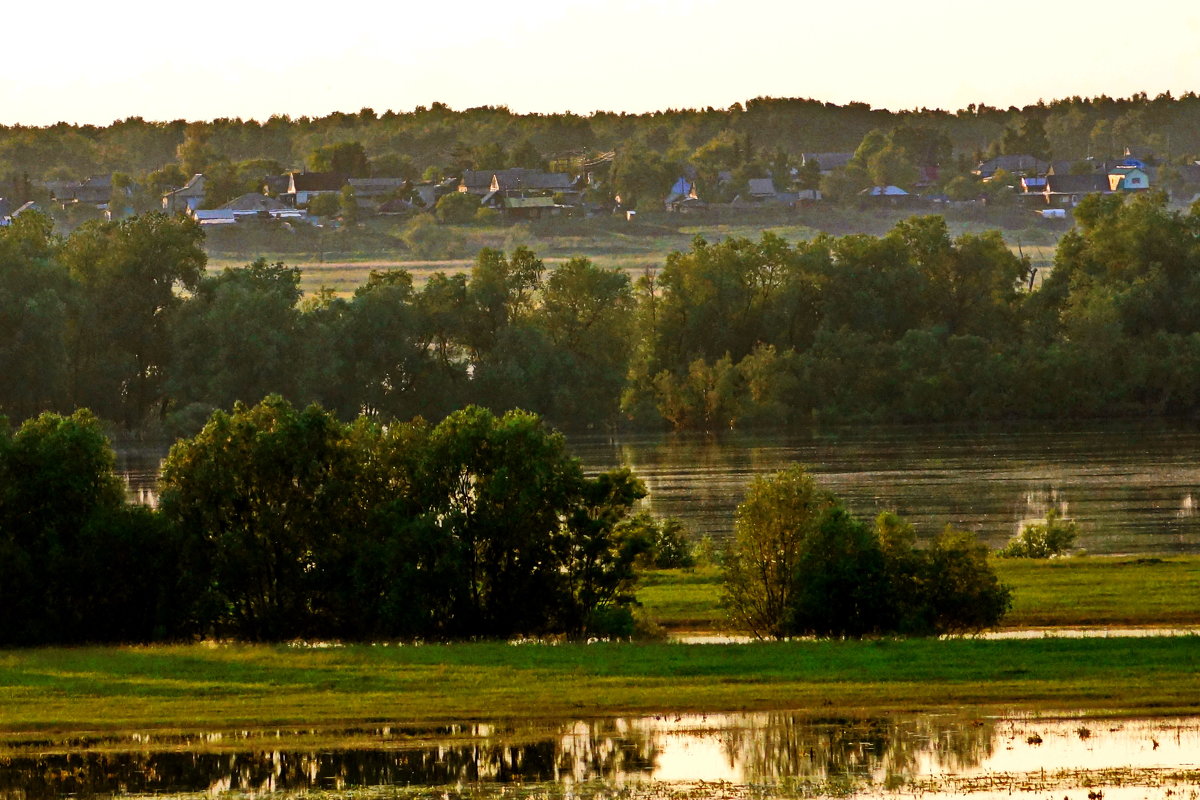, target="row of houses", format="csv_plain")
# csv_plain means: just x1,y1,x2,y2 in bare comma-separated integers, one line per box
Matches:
156,167,585,225
661,149,1174,213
